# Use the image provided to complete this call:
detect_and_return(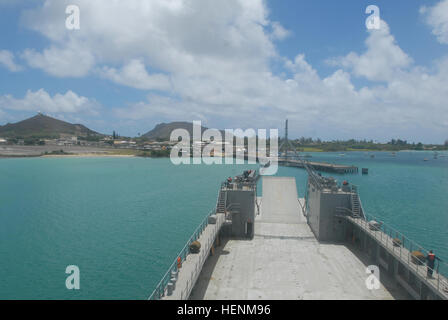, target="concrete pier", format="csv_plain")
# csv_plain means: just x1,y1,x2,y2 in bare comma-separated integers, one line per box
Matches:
190,177,404,300
279,158,358,174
